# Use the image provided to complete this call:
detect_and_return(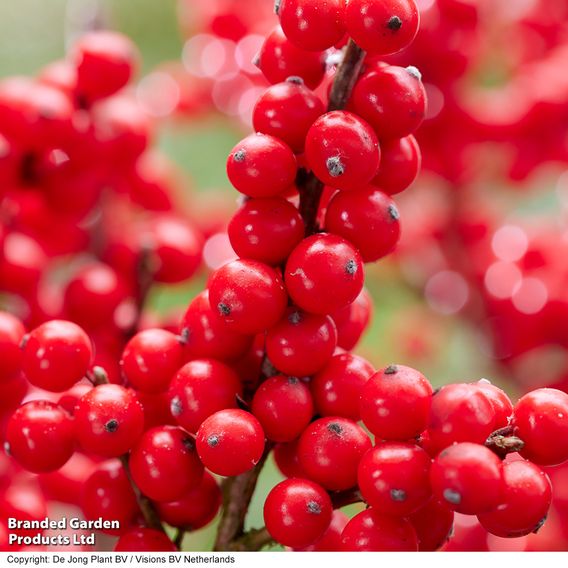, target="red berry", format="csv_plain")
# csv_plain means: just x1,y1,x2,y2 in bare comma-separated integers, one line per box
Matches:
74,384,144,457
82,460,140,535
73,31,139,103
311,353,374,420
180,291,253,362
305,111,380,191
344,0,420,55
478,459,552,538
196,409,265,477
5,401,75,473
146,216,203,283
341,509,418,551
0,311,25,381
129,425,204,502
114,528,176,552
296,510,349,551
252,78,324,152
264,478,333,548
428,383,496,451
372,135,421,195
167,358,242,433
209,259,288,335
285,233,364,315
330,287,373,350
360,364,432,441
251,375,314,442
324,187,401,262
226,133,297,198
298,417,371,490
273,439,307,478
351,64,426,140
475,380,513,429
121,329,185,393
358,442,432,516
156,471,221,530
408,499,454,551
430,442,504,515
257,27,326,90
266,309,338,377
513,388,568,466
278,0,346,51
21,320,93,392
228,197,305,266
